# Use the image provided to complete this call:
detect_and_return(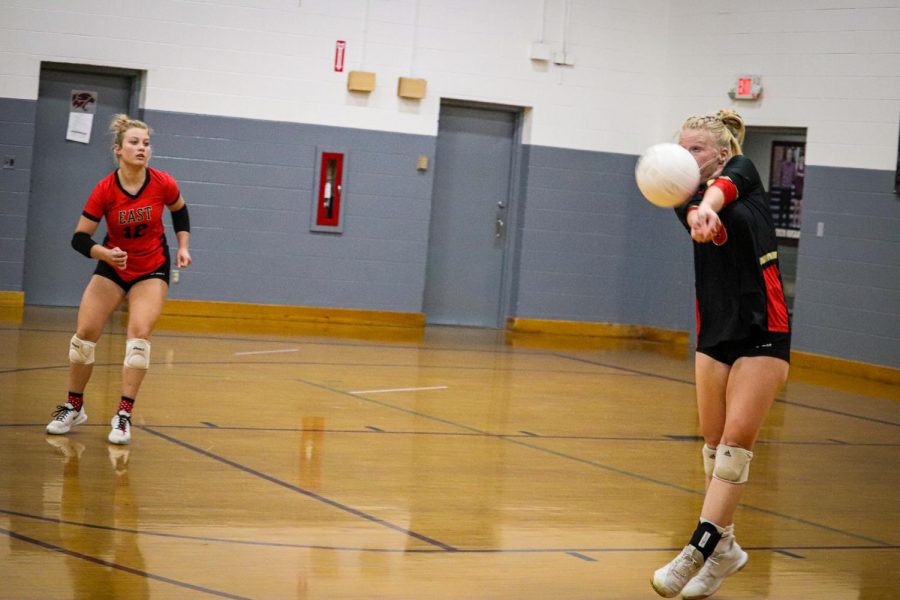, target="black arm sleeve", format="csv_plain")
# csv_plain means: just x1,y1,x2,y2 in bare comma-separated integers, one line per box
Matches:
171,204,190,233
71,231,98,258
